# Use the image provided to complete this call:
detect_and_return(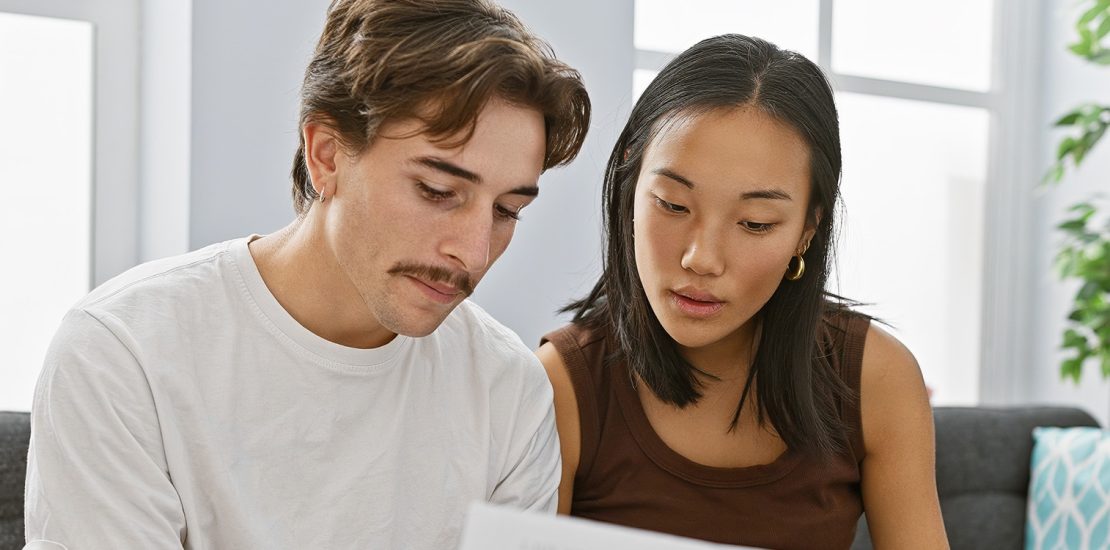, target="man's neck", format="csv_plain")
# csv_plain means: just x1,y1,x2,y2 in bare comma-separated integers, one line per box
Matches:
247,216,397,349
